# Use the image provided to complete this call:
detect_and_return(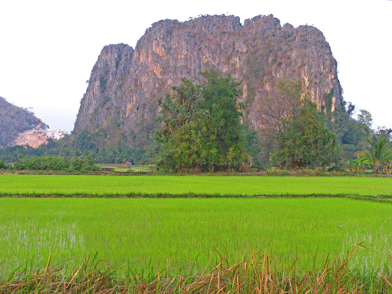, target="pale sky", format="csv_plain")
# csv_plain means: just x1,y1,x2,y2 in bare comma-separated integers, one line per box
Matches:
0,0,391,133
